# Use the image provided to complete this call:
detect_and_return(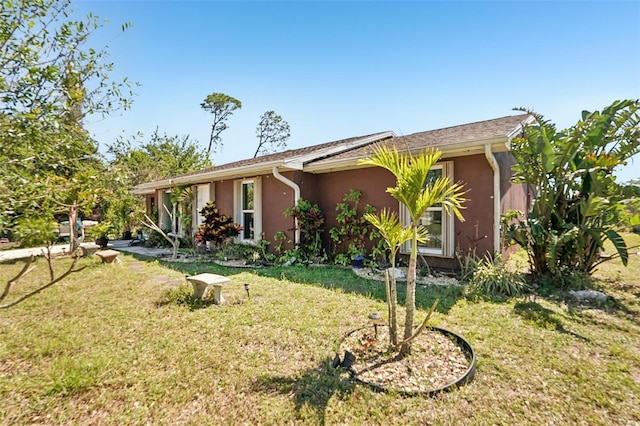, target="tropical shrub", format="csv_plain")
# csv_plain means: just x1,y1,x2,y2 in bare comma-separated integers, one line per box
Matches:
284,199,325,262
329,190,381,265
194,202,242,247
505,100,640,283
467,254,527,297
12,217,58,247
